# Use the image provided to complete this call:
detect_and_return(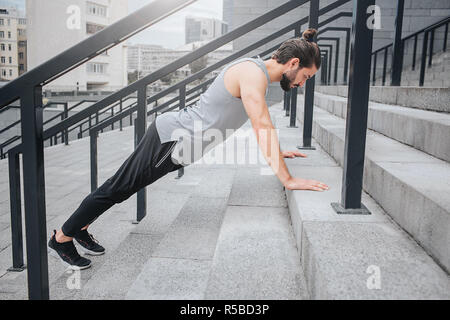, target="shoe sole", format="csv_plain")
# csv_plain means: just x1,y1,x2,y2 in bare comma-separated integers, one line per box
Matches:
48,246,91,271
80,247,106,256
